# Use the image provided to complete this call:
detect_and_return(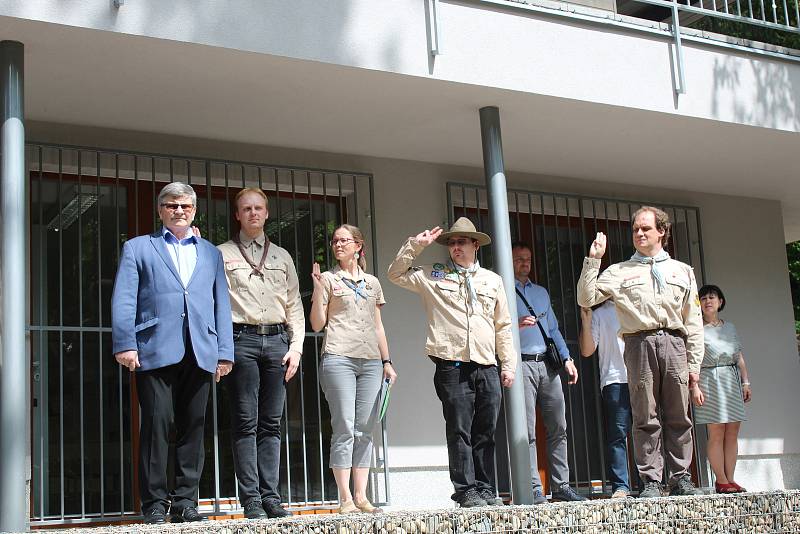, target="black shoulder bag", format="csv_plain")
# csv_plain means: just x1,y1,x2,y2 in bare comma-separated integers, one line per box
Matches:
515,288,564,372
